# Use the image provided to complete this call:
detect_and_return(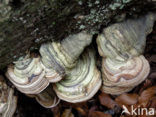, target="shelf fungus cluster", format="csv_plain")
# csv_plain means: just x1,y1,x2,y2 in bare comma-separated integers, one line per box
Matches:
4,13,156,108
39,32,92,81
6,32,102,107
97,13,156,95
0,75,17,117
53,49,101,103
